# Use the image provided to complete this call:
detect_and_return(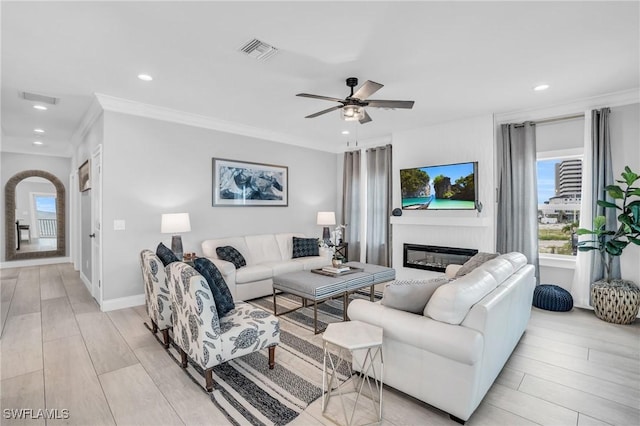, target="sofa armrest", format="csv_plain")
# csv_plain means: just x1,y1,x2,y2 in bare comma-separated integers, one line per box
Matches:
206,257,238,300
348,299,483,365
445,264,462,279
